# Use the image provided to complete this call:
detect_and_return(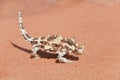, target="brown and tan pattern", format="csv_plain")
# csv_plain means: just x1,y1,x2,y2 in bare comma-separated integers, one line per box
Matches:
18,12,84,63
